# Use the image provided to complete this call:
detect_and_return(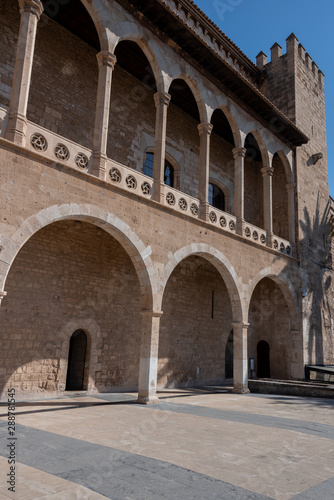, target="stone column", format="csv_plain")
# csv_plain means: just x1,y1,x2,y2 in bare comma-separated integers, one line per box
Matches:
91,51,117,180
233,147,247,235
152,92,171,203
198,122,213,221
232,321,250,394
261,165,274,247
5,0,43,146
137,310,162,404
286,182,297,250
